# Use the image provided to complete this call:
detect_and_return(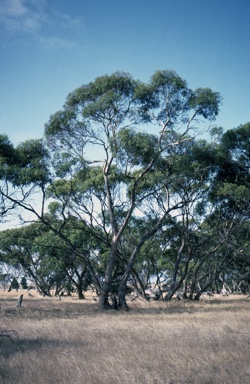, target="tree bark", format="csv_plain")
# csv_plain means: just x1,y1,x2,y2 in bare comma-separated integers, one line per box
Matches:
99,289,111,310
194,273,217,300
118,283,129,311
118,213,169,308
164,237,187,301
77,287,85,299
